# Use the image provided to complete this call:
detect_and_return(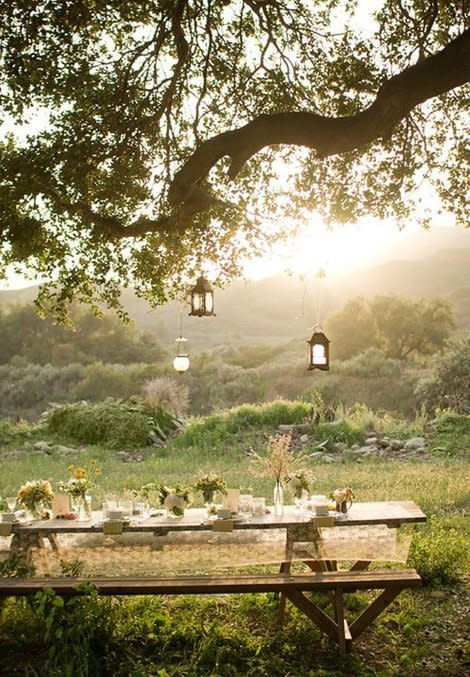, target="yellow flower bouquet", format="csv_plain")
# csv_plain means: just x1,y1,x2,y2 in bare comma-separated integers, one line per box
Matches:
17,479,54,519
